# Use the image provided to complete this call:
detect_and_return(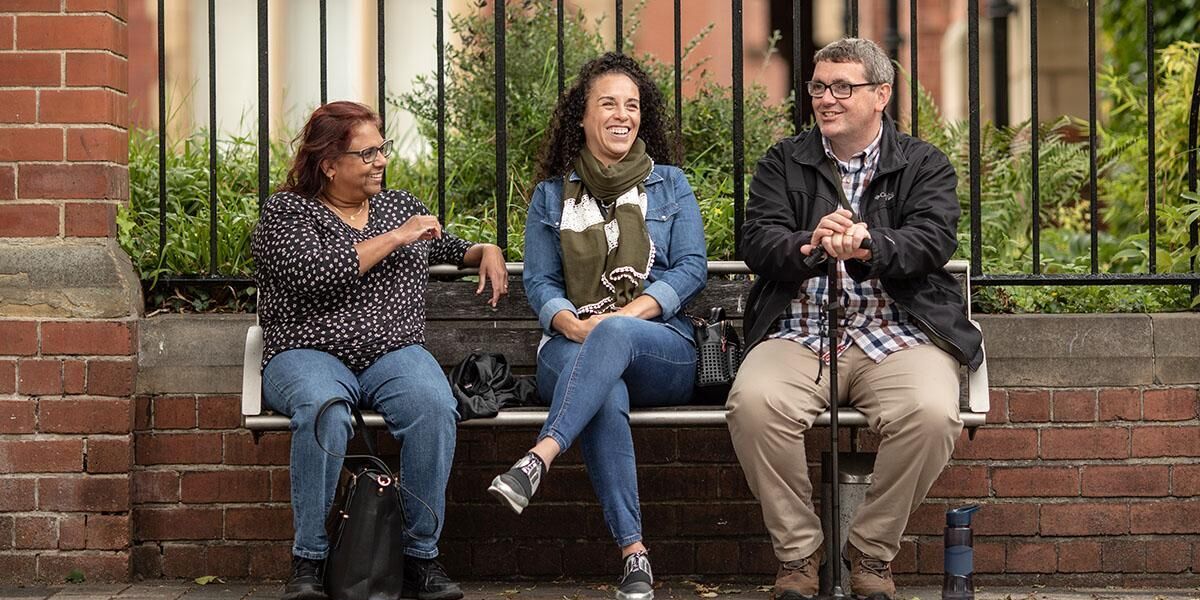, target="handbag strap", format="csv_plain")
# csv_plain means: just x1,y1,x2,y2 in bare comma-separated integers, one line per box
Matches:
313,397,442,538
708,306,725,323
314,397,392,477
